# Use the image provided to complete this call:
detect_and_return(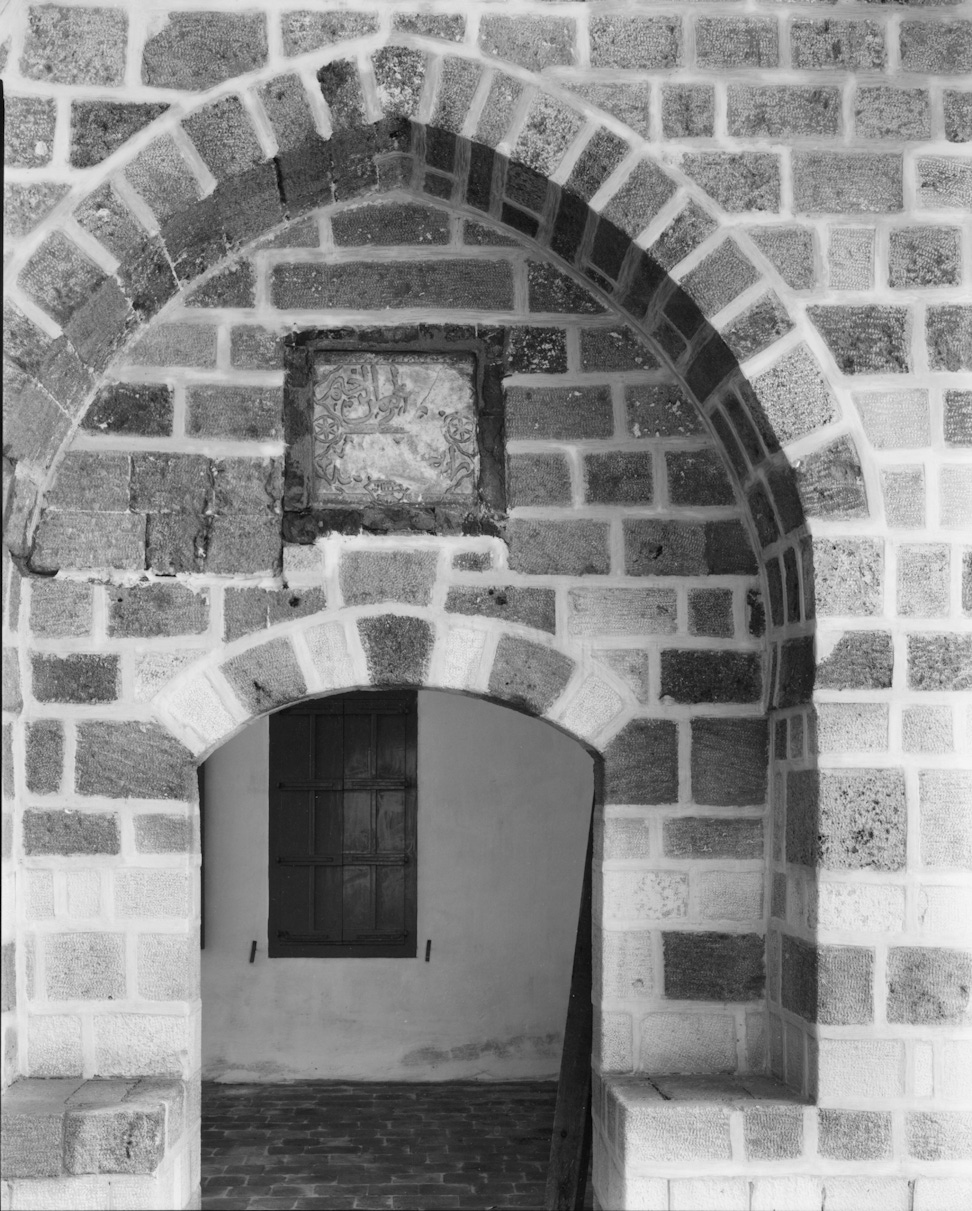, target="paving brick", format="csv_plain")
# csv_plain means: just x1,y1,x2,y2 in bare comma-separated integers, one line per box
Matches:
663,932,764,1001
20,4,127,85
142,12,267,90
691,718,768,806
